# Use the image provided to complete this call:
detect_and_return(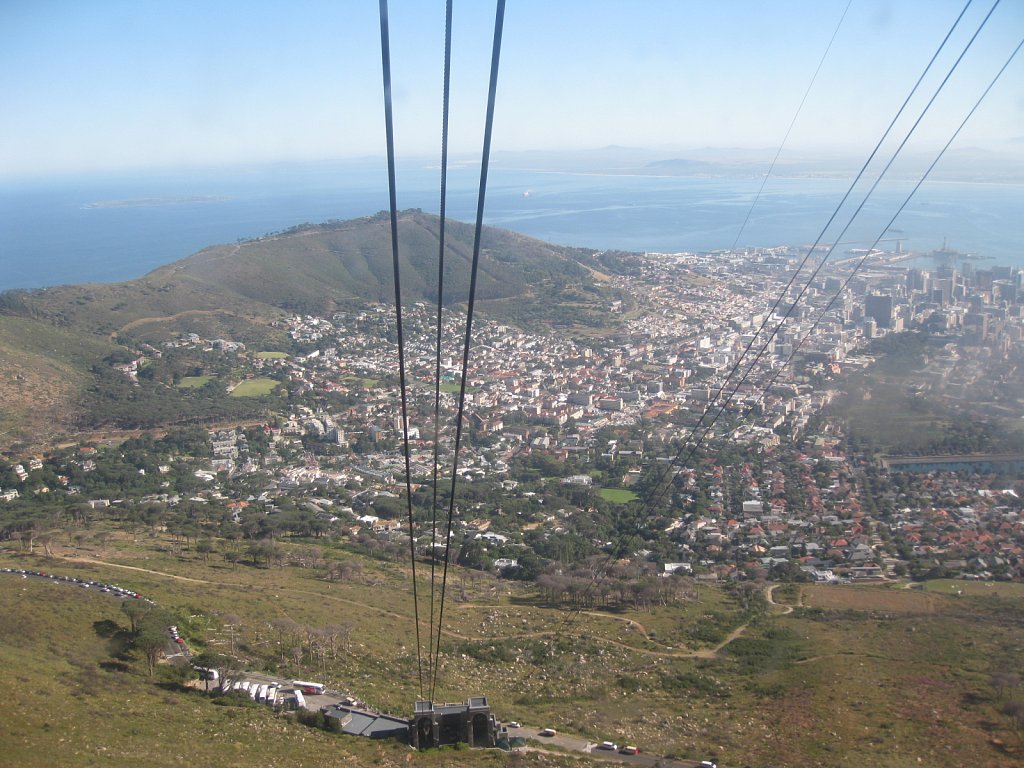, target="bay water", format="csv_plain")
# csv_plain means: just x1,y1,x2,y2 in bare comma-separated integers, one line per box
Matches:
1,159,1020,292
